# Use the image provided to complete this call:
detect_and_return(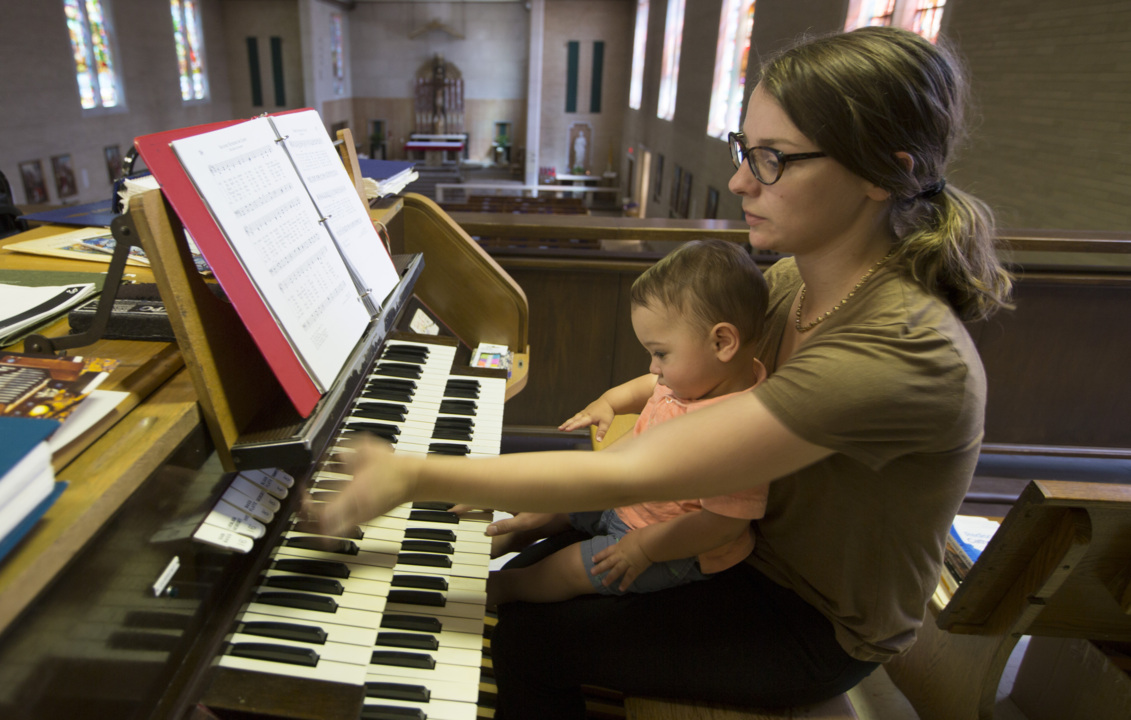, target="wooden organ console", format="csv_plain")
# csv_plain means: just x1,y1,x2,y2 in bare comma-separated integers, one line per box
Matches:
0,189,529,720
